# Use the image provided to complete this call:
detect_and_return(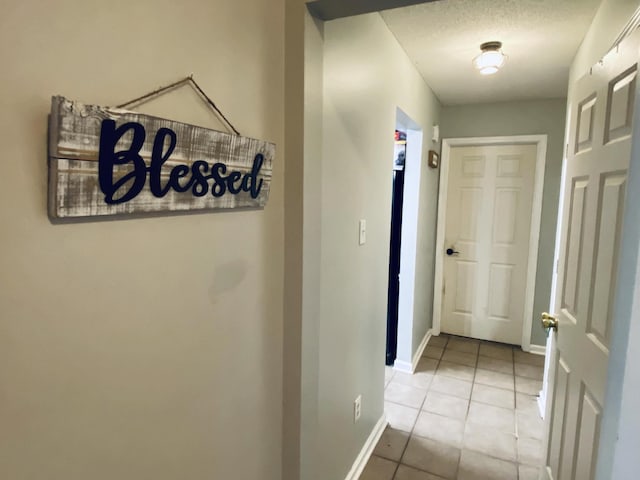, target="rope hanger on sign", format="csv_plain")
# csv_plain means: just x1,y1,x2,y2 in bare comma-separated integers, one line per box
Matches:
116,74,241,136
